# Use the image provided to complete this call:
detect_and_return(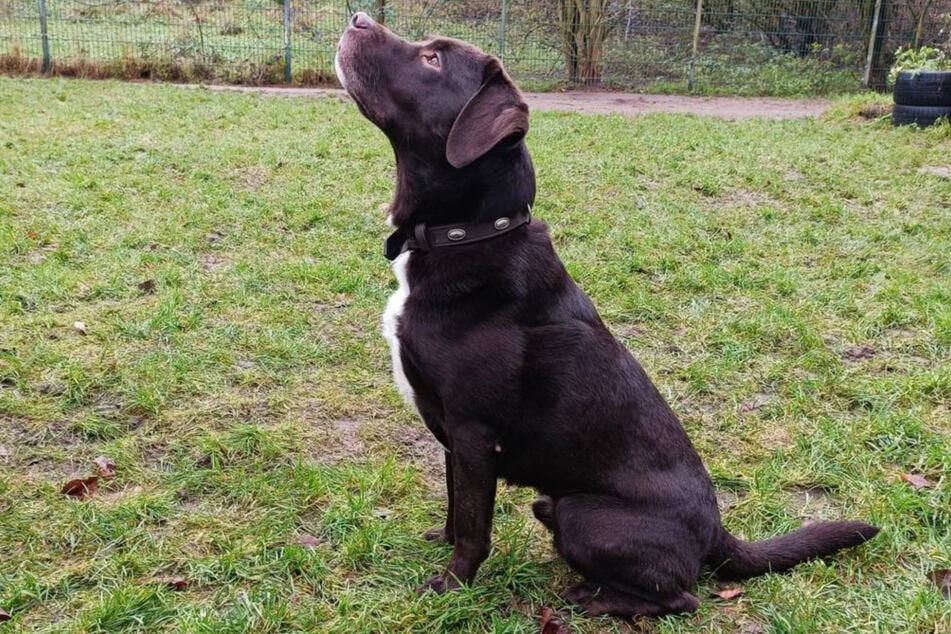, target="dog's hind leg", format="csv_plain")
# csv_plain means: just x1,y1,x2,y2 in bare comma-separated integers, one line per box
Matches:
563,581,699,617
549,494,703,618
